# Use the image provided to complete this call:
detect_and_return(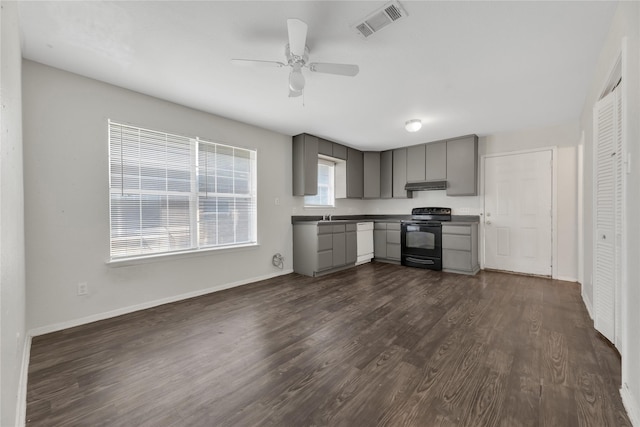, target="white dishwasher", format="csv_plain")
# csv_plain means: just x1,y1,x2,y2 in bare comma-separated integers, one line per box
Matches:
356,222,374,265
